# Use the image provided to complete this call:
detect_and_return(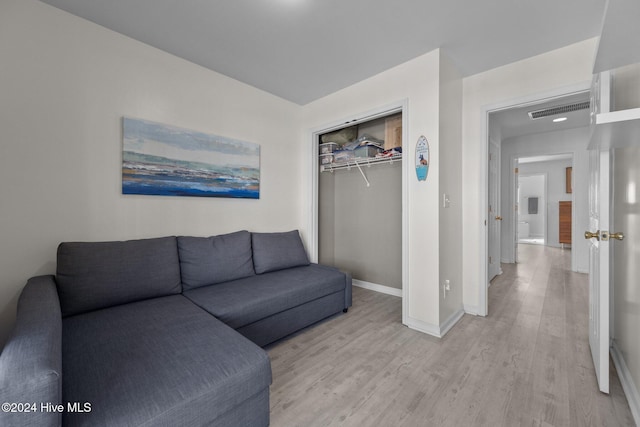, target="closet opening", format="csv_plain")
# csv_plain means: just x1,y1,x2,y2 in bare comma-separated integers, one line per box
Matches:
312,104,405,305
